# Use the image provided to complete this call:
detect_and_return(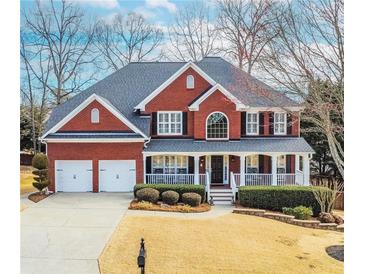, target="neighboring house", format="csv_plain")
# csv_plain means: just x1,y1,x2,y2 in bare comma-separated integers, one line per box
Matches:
41,57,314,204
